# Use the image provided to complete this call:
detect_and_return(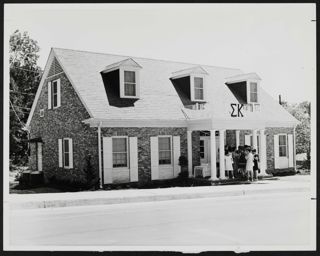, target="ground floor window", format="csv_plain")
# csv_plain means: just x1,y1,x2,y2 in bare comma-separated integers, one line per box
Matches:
159,136,172,165
279,134,287,157
112,137,128,168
